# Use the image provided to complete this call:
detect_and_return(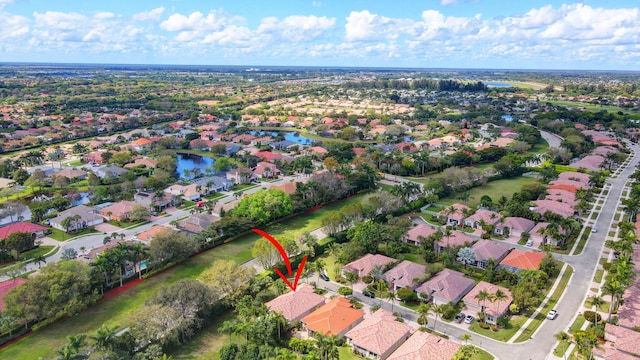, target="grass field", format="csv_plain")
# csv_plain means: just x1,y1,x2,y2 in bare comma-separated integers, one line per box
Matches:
547,100,637,114
0,193,369,359
48,228,100,241
438,177,540,207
